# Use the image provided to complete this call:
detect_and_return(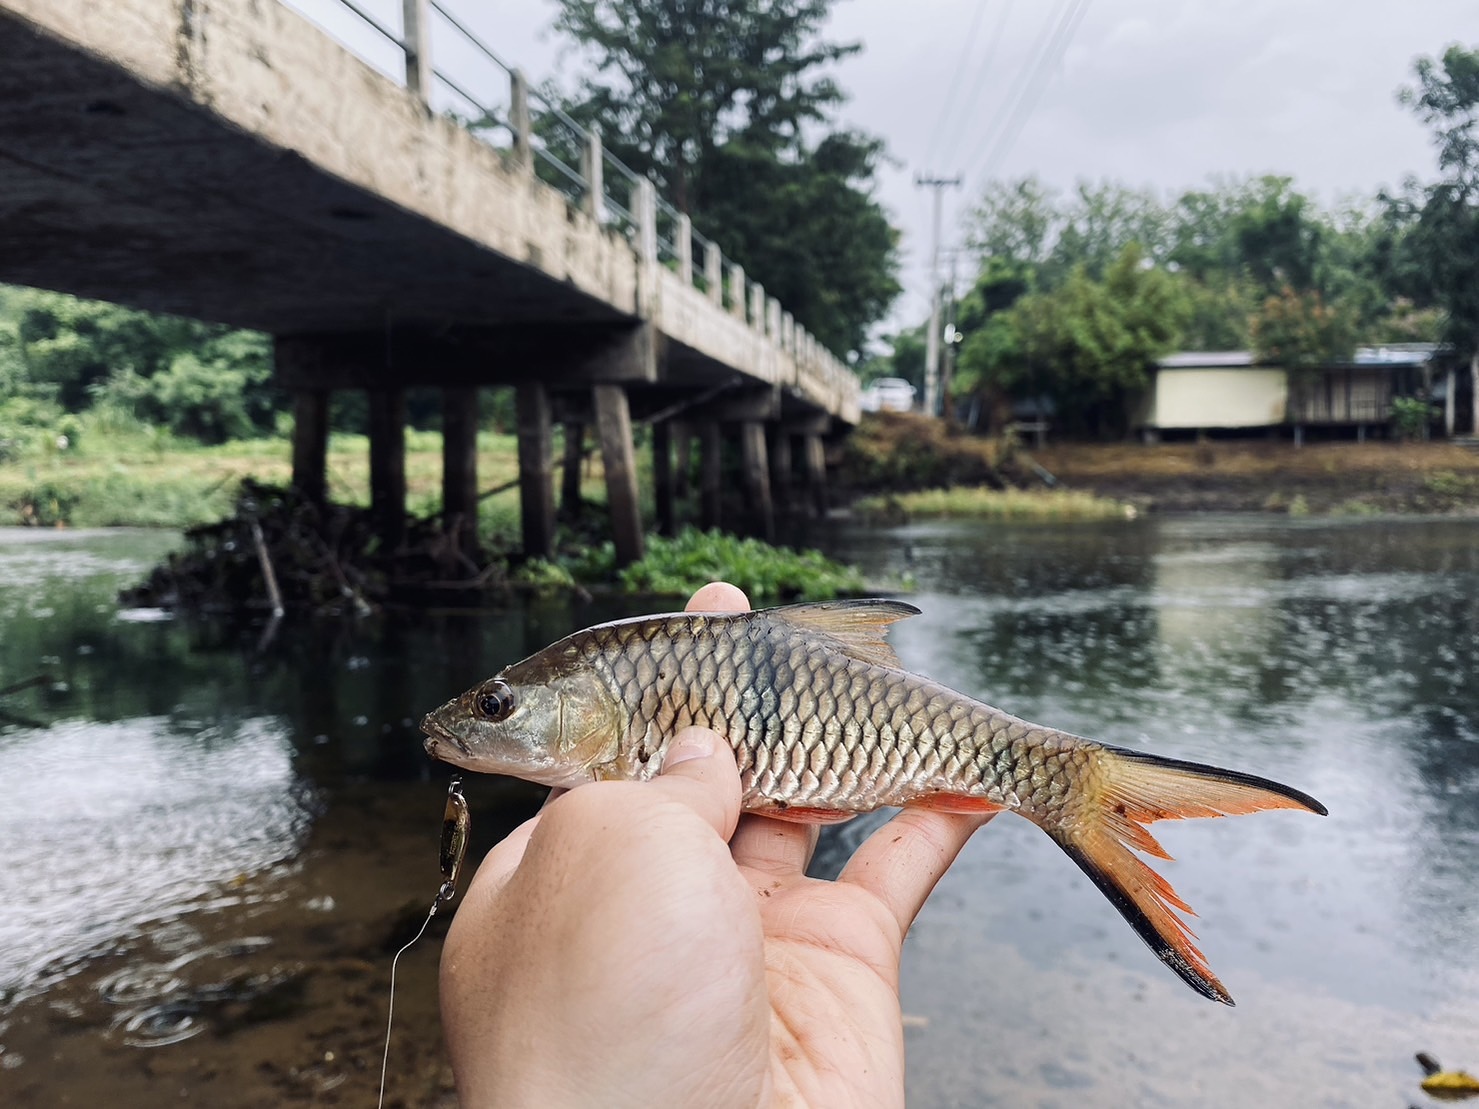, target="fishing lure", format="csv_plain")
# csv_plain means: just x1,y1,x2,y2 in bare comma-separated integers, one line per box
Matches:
377,776,469,1109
